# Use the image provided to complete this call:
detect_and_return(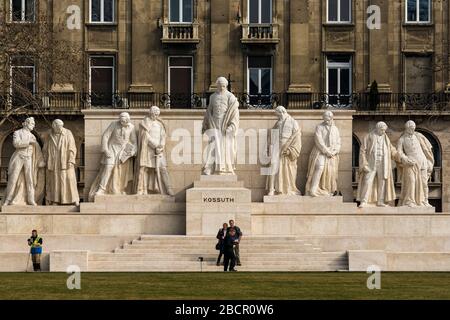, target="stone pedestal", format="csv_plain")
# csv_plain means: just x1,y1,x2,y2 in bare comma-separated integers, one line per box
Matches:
80,194,183,214
186,175,252,236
